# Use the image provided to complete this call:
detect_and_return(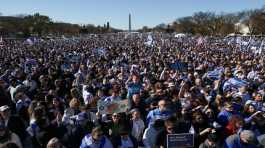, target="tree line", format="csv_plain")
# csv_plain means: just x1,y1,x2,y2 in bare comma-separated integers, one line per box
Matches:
0,13,121,37
139,6,265,36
